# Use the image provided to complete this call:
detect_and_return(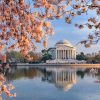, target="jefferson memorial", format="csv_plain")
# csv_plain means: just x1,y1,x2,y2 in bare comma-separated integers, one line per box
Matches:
55,40,76,60
46,40,77,63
